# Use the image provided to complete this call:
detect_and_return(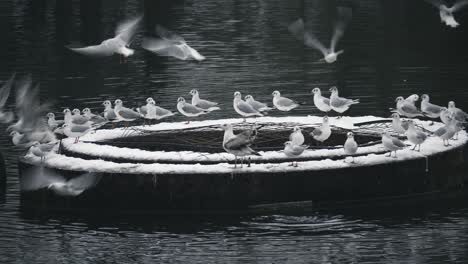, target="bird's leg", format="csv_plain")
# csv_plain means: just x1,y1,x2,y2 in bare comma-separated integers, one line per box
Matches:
234,156,237,168
294,161,298,167
393,151,397,158
352,156,355,163
289,161,294,166
243,117,246,123
411,144,417,151
386,152,391,157
430,121,434,126
248,157,251,167
185,120,190,124
241,157,244,168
